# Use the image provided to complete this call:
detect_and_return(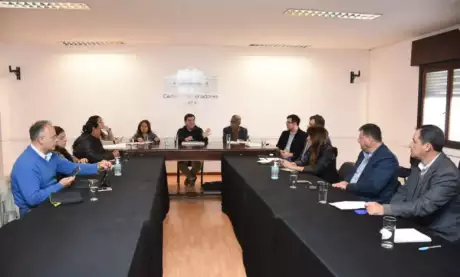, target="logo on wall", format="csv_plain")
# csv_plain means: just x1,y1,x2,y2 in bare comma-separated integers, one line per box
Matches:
163,68,219,105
